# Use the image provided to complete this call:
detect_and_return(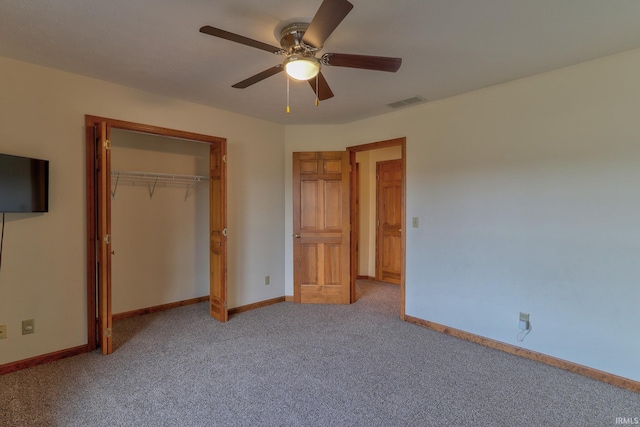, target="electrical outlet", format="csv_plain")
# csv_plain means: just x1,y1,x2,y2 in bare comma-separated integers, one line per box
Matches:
519,312,529,322
22,319,35,335
412,217,419,228
0,324,7,339
265,275,270,285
